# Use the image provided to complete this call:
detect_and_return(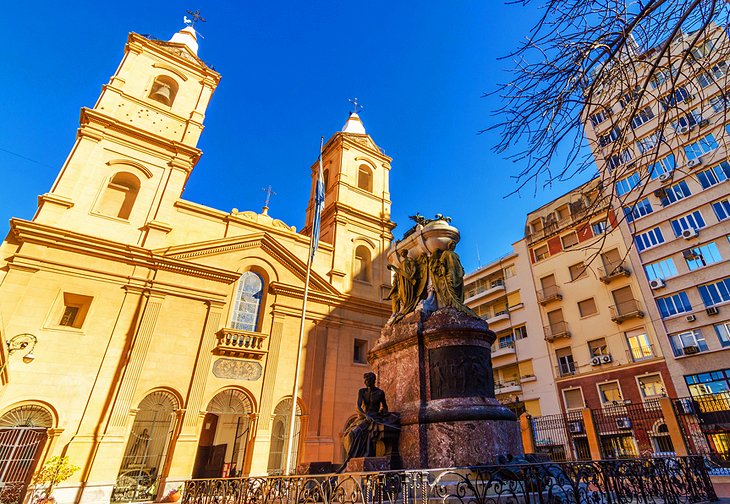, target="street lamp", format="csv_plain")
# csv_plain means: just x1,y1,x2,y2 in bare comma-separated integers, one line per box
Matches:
1,333,38,373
